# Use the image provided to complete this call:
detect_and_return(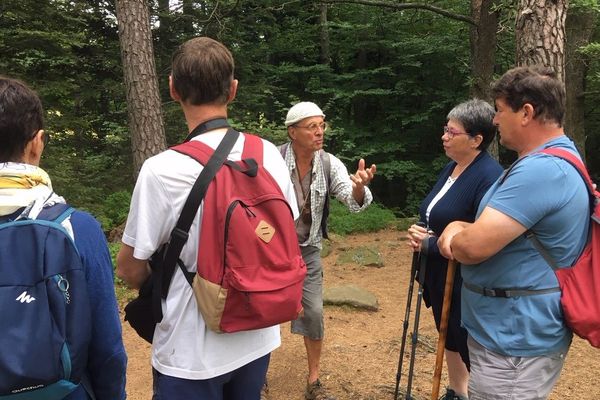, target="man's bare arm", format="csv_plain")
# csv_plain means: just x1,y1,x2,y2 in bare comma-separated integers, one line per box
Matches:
116,244,150,290
438,207,527,264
